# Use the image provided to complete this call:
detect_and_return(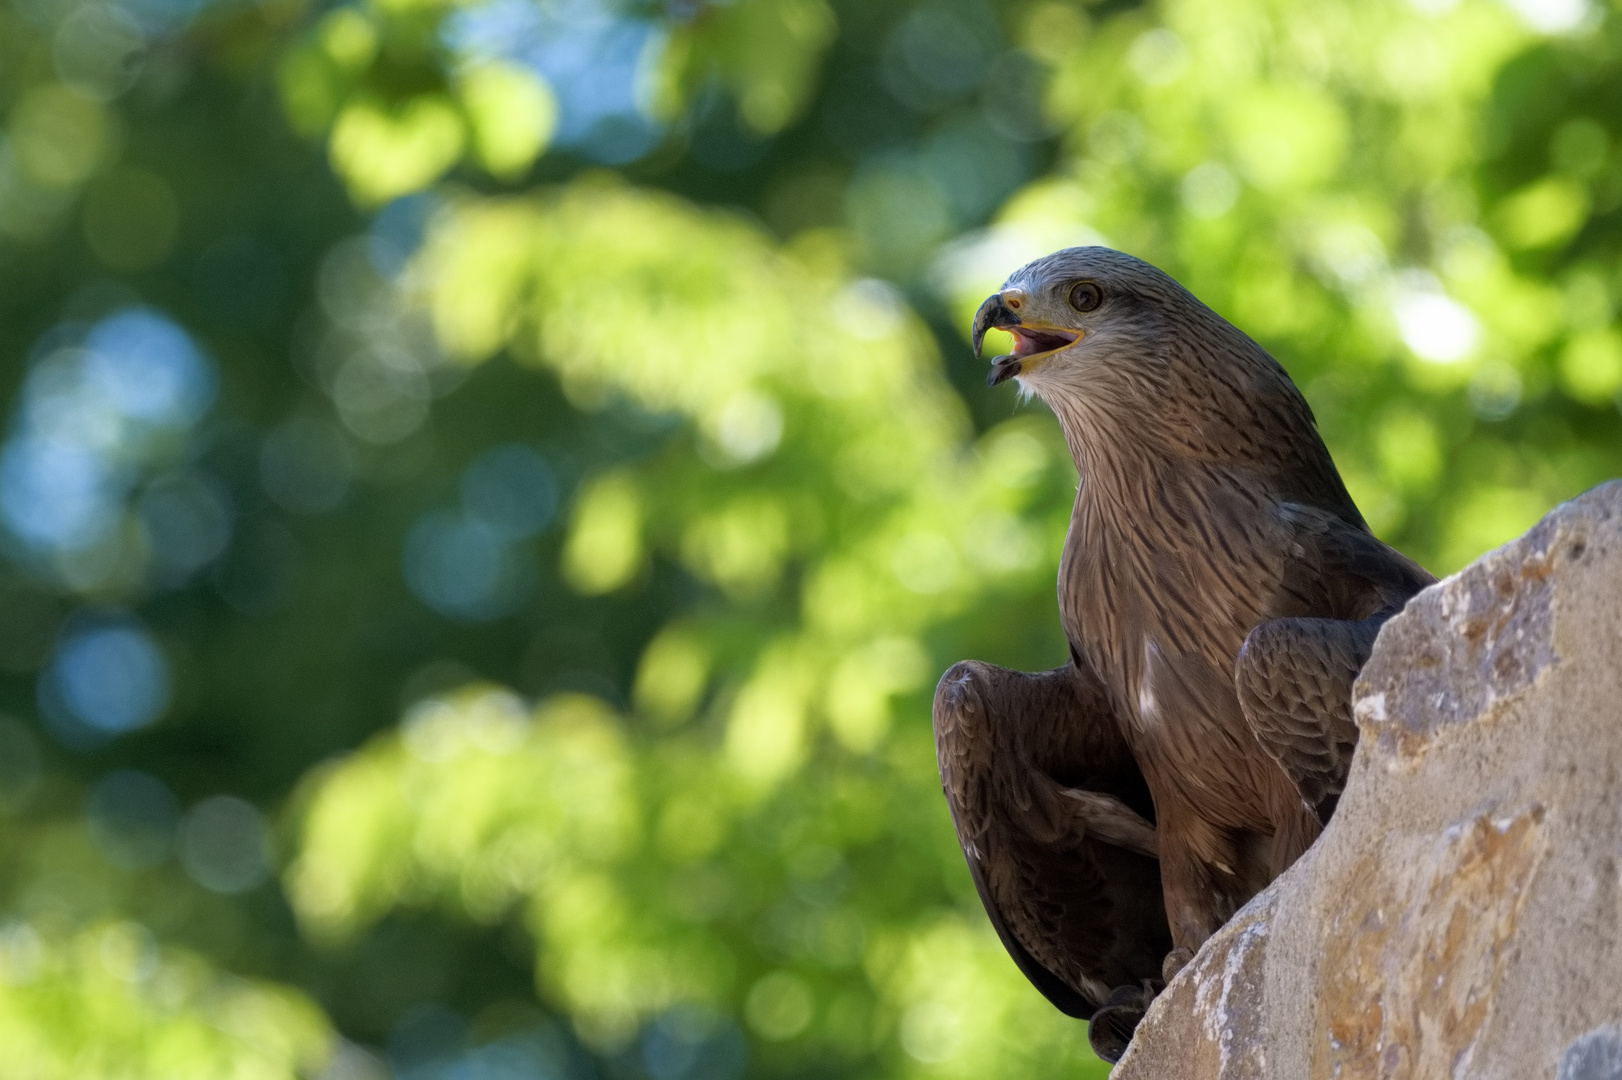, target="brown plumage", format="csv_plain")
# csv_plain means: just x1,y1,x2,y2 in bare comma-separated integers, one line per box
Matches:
933,247,1433,1060
933,659,1169,1059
